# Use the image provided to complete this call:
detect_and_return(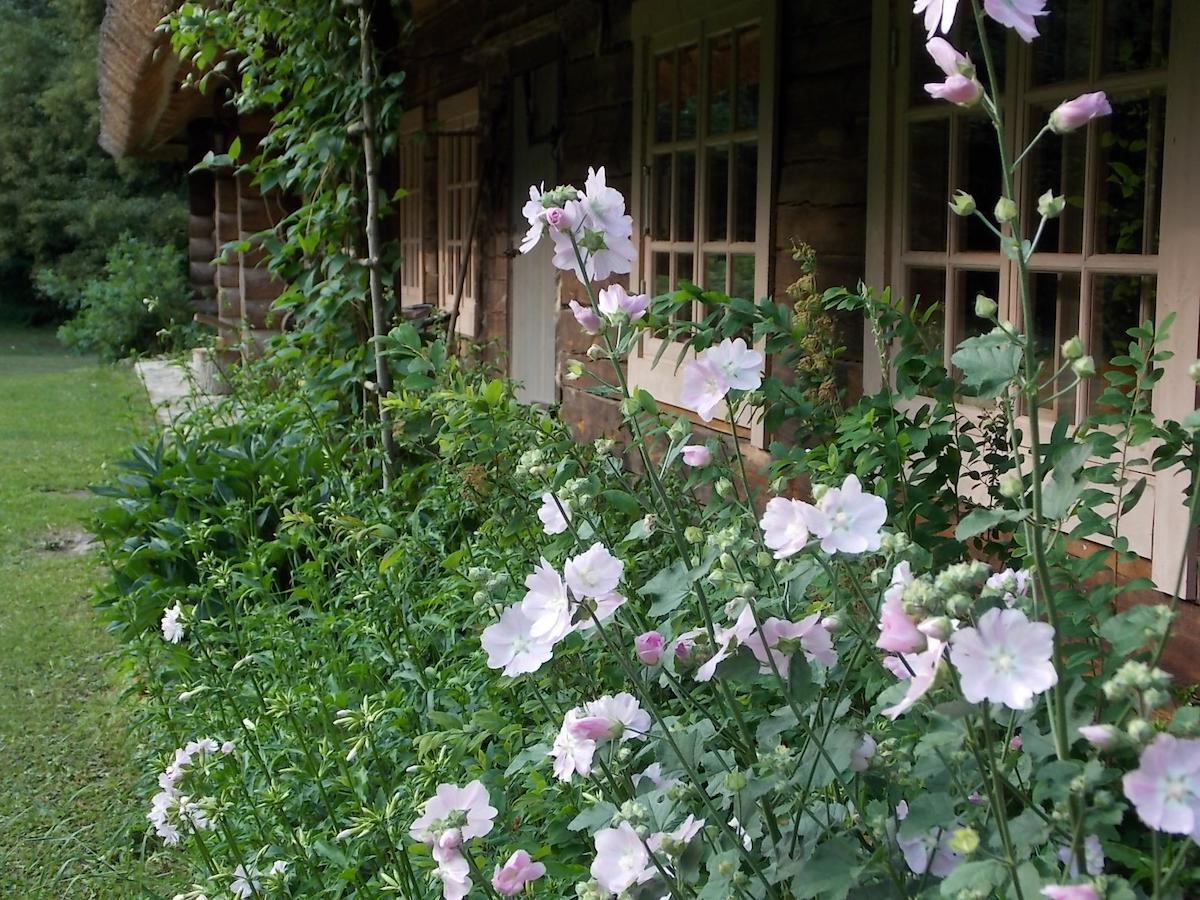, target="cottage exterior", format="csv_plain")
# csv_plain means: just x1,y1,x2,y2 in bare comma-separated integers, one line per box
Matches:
98,1,1200,608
